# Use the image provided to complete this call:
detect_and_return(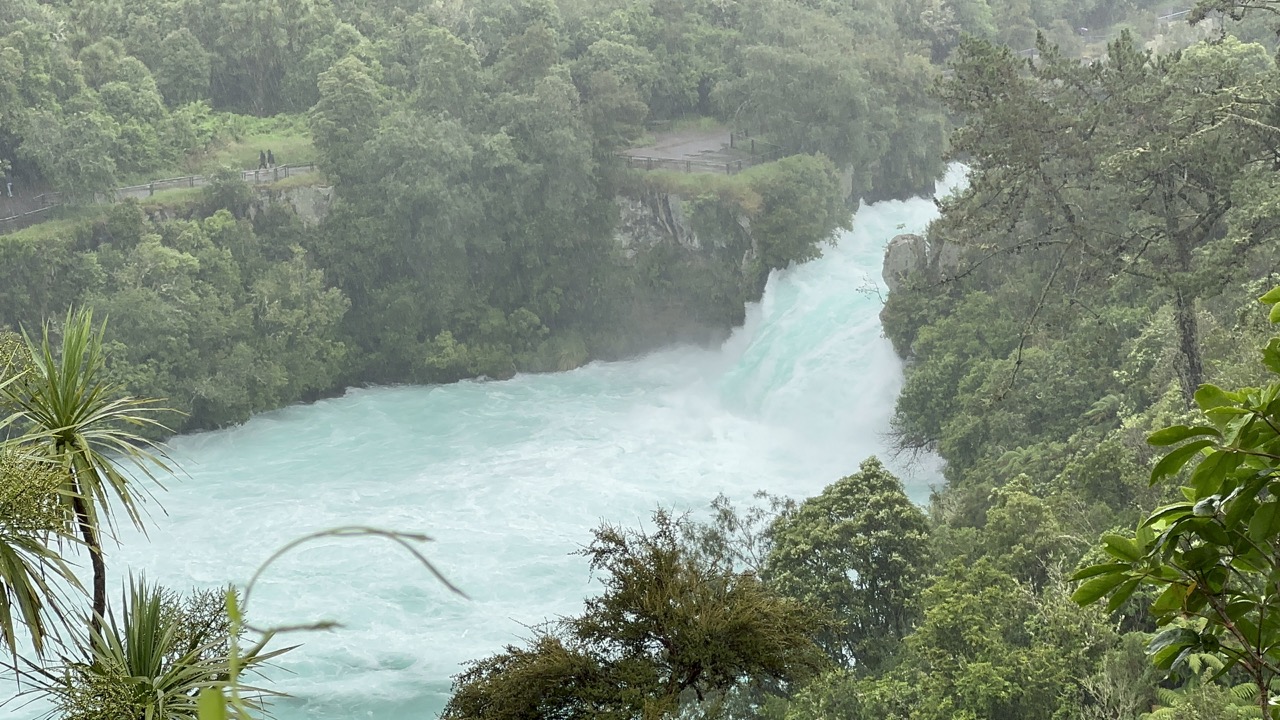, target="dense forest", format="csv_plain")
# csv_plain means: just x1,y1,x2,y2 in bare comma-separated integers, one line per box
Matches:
4,0,1280,717
0,0,957,434
0,0,1217,435
429,7,1280,720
